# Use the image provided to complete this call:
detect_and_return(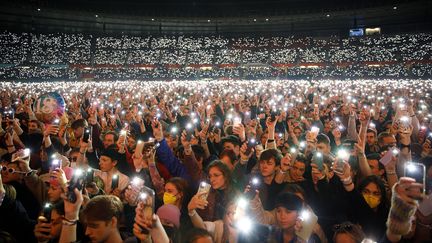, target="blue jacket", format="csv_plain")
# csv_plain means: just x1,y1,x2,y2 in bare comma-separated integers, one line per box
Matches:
155,138,192,182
